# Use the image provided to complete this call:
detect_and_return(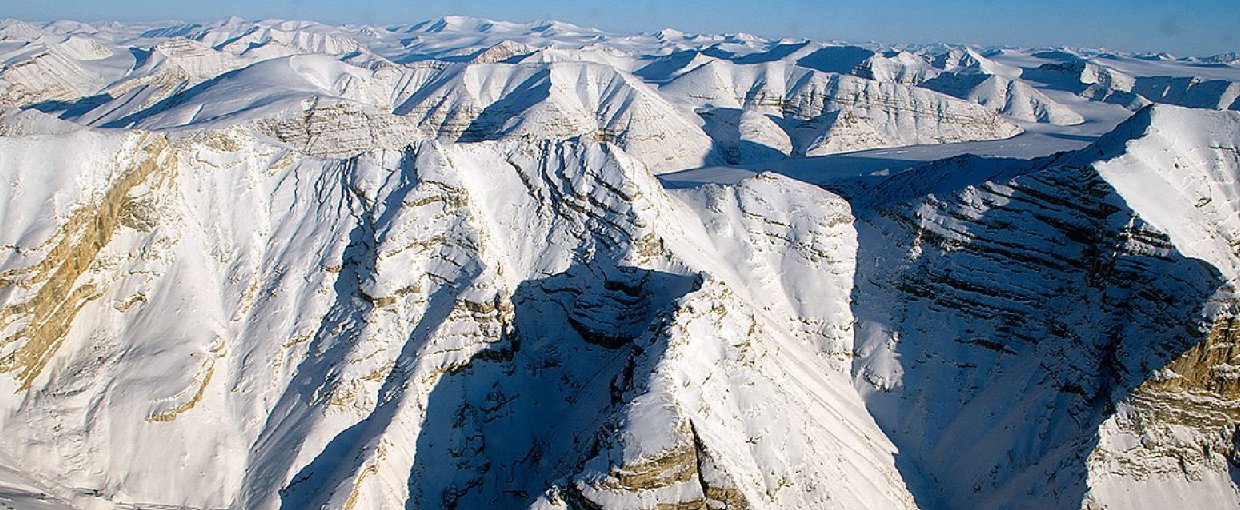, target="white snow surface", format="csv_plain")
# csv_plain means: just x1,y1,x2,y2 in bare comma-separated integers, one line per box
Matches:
0,15,1240,510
